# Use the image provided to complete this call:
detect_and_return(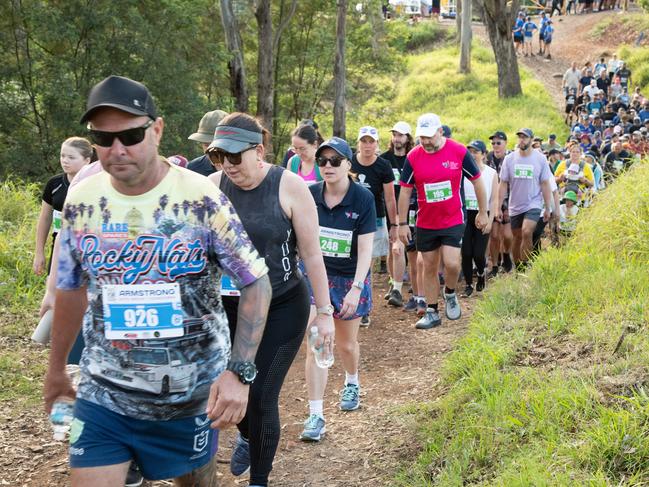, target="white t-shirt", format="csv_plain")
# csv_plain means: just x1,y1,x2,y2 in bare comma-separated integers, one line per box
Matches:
563,68,581,89
560,204,579,232
463,164,497,211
